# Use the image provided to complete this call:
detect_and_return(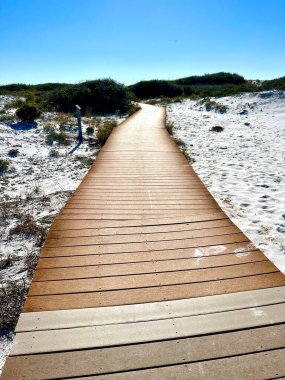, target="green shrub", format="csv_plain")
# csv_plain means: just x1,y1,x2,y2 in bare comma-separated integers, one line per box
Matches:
182,148,195,163
0,159,9,173
204,100,228,113
96,120,117,145
145,99,160,105
166,122,174,135
176,72,246,86
86,126,94,136
8,149,19,157
128,103,141,116
49,79,132,115
129,80,183,99
173,137,186,148
46,131,68,145
16,104,41,123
